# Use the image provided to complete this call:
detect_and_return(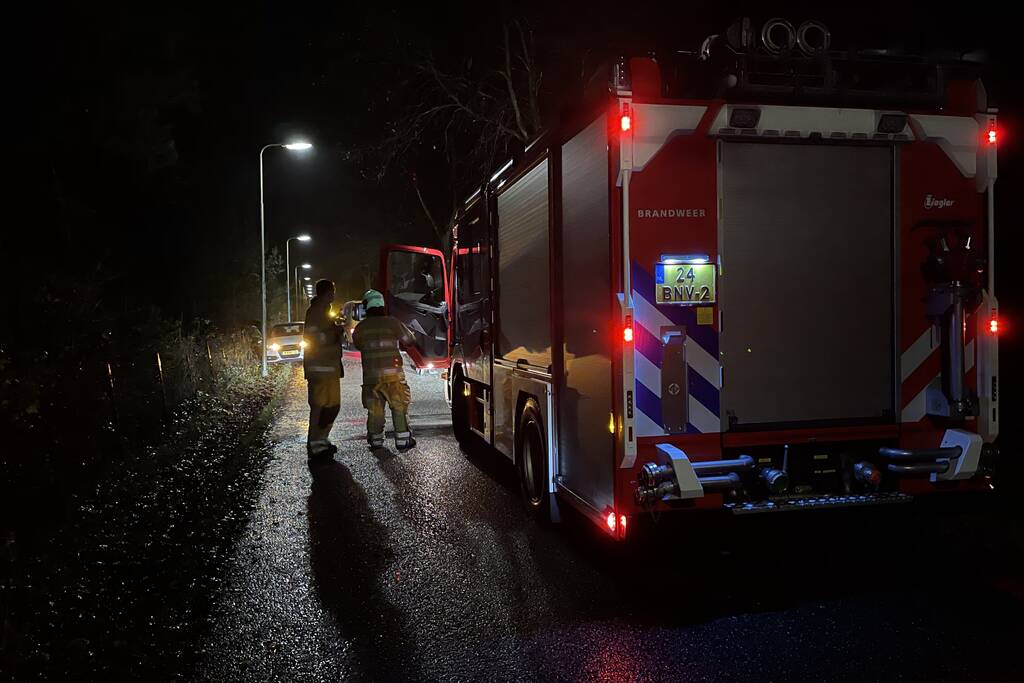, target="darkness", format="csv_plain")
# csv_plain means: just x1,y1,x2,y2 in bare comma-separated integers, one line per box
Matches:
8,0,1021,425
4,2,1024,678
0,2,1019,402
